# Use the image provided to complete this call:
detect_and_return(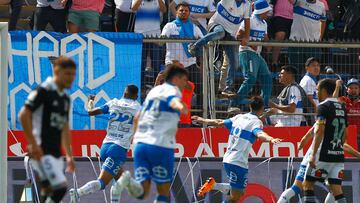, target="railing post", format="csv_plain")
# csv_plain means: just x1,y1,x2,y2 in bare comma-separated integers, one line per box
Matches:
202,45,209,120
208,41,216,119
